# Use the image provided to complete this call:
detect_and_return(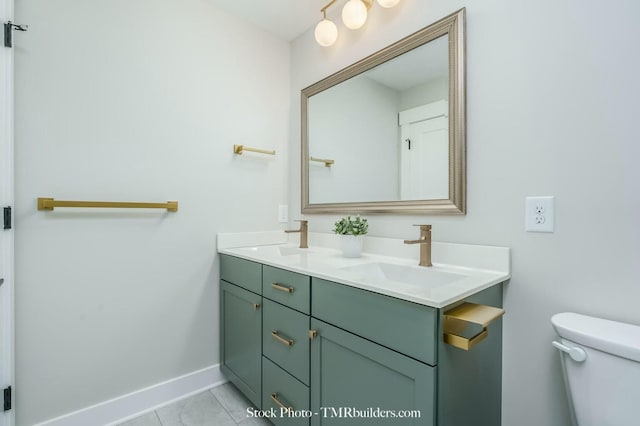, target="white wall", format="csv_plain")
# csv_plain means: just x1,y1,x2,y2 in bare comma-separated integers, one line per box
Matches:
14,0,289,424
290,1,640,425
309,76,399,203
